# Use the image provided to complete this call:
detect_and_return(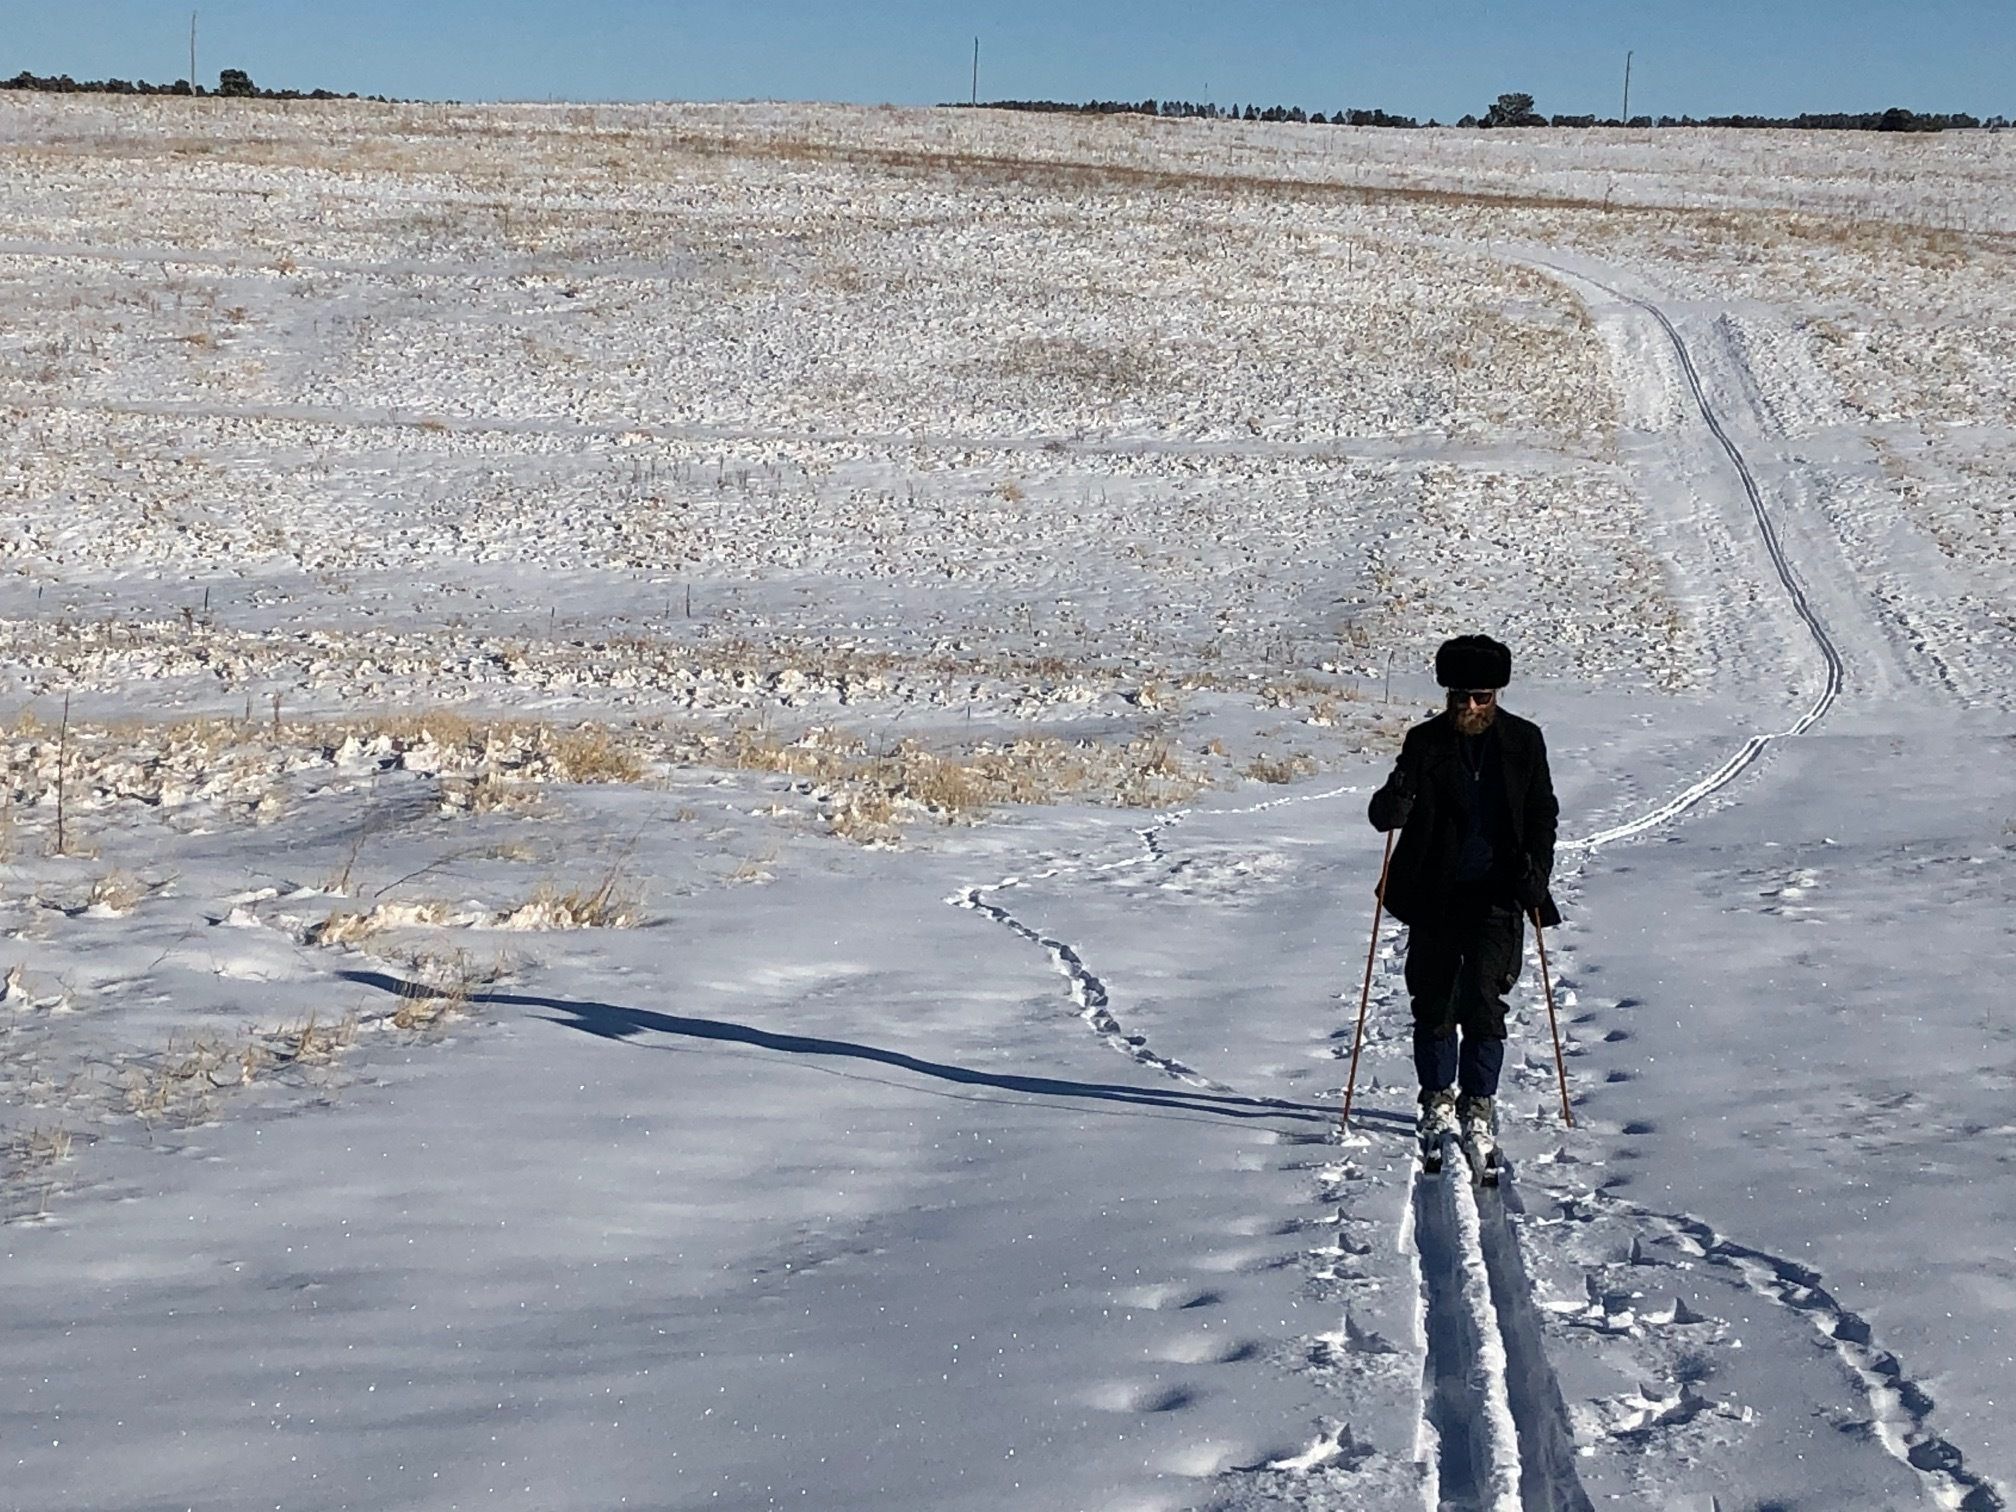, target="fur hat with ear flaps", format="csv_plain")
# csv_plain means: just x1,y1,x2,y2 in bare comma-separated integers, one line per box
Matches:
1435,634,1512,690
